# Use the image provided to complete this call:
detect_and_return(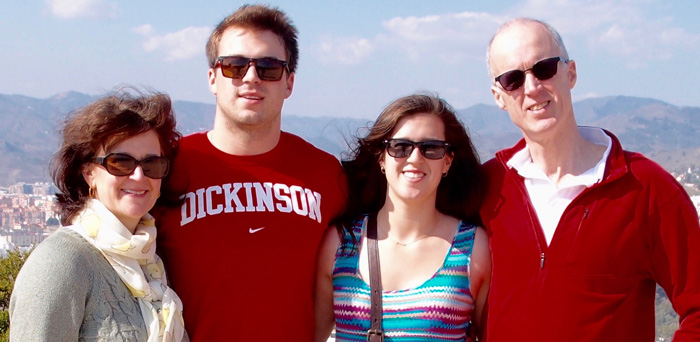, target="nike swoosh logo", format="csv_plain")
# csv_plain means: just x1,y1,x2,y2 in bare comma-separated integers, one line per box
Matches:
249,227,265,233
